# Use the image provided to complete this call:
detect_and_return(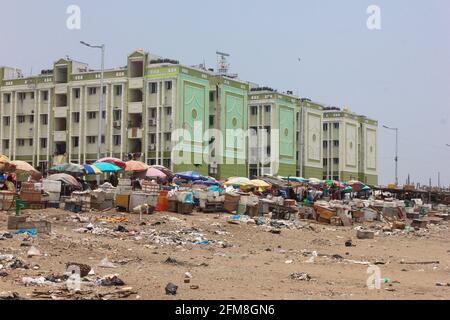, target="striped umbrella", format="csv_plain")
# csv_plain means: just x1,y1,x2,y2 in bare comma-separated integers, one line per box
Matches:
49,163,85,175
83,164,102,175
